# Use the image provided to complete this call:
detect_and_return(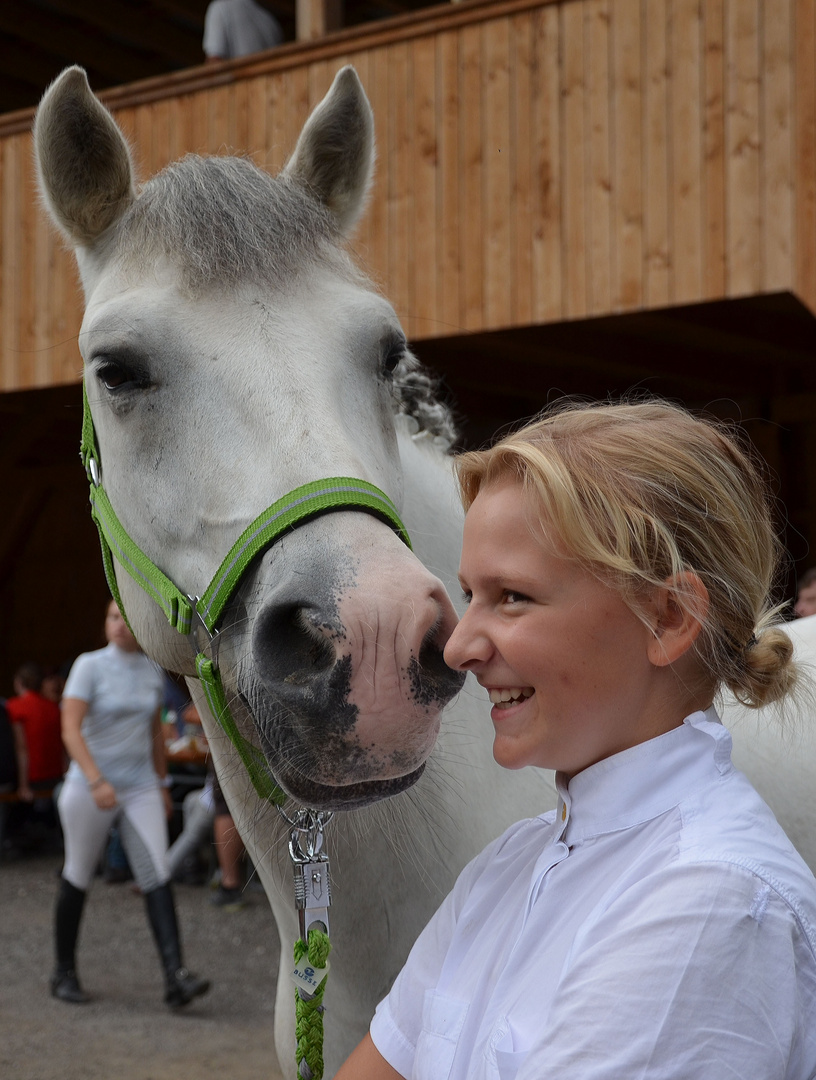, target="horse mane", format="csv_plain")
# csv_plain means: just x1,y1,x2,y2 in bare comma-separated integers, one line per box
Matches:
113,153,458,447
